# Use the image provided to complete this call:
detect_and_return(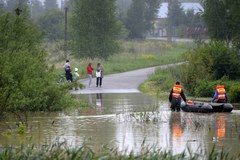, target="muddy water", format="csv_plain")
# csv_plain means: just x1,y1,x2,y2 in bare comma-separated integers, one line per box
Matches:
0,93,240,156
